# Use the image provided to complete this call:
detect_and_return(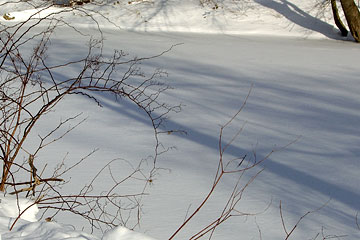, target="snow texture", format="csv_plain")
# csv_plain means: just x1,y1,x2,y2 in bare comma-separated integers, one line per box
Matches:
0,0,359,240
